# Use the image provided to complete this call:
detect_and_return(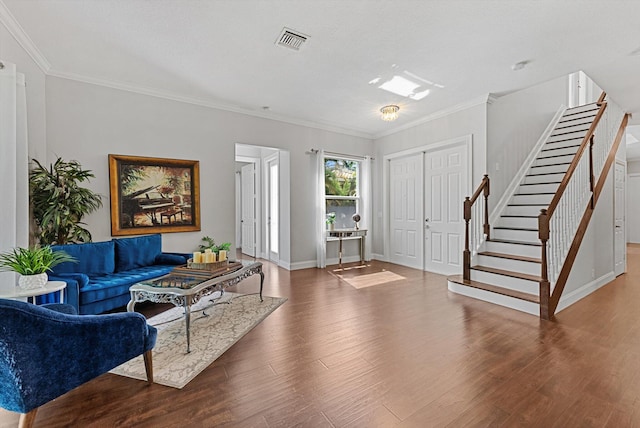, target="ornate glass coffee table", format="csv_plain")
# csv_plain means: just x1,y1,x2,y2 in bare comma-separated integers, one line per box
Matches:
127,260,263,353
